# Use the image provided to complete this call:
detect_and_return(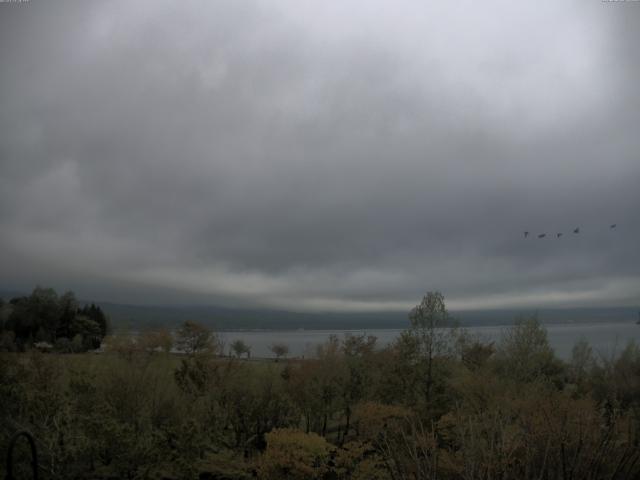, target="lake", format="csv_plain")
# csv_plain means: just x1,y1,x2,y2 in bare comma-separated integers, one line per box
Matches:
219,322,640,360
